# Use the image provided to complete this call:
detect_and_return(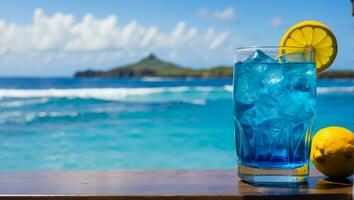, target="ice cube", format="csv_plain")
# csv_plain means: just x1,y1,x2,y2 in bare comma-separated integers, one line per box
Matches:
237,62,268,81
260,66,286,97
240,107,261,125
246,50,275,63
240,94,278,126
234,61,243,69
255,118,287,163
289,76,312,92
252,63,268,74
256,93,279,119
262,67,284,85
235,75,260,105
257,118,284,138
285,64,316,93
278,92,315,121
